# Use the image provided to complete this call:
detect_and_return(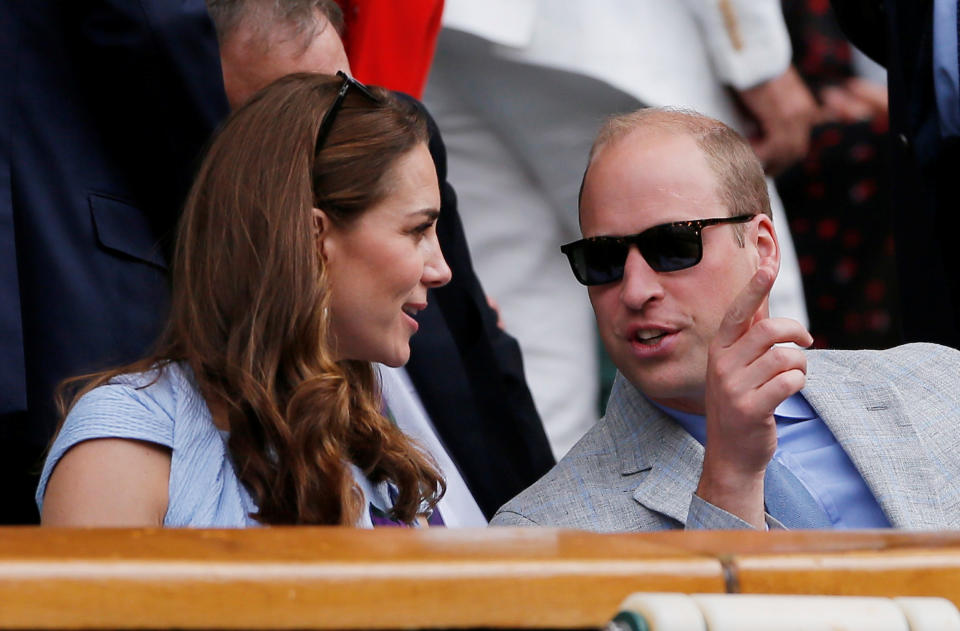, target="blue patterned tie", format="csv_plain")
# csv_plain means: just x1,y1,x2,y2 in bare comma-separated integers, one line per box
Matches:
763,459,833,529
